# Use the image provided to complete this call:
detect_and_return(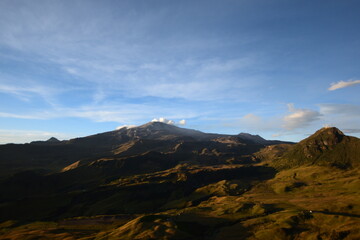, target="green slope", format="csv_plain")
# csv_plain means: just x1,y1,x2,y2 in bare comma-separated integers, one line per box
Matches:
269,127,360,170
